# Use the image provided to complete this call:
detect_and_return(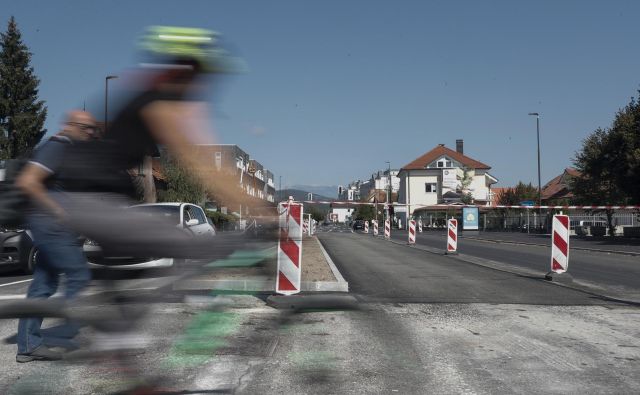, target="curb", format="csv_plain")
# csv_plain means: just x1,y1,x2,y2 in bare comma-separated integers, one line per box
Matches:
461,236,640,257
174,237,349,293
